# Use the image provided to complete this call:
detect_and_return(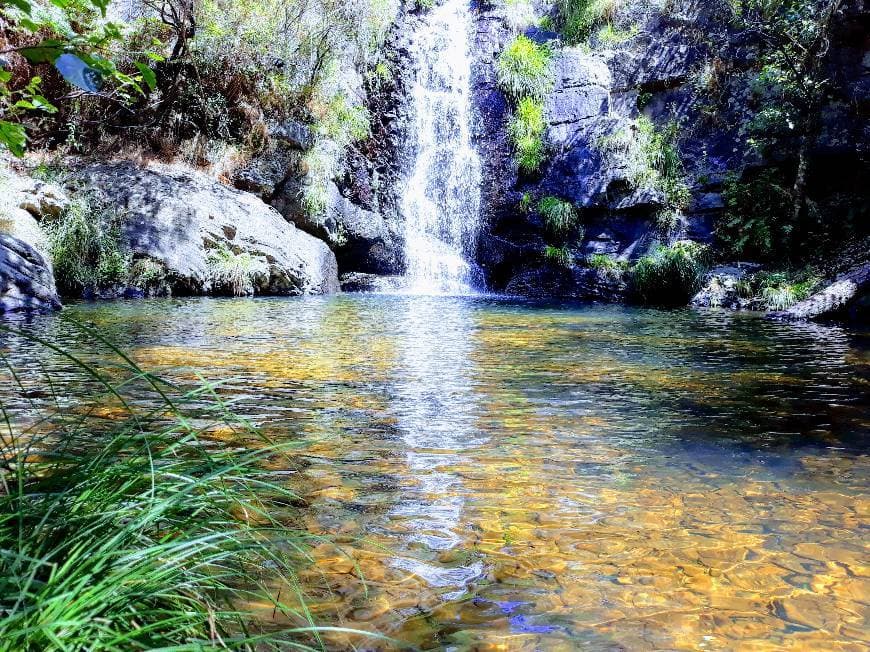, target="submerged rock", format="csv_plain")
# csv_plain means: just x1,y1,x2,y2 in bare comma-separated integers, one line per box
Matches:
71,162,339,296
0,234,61,313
